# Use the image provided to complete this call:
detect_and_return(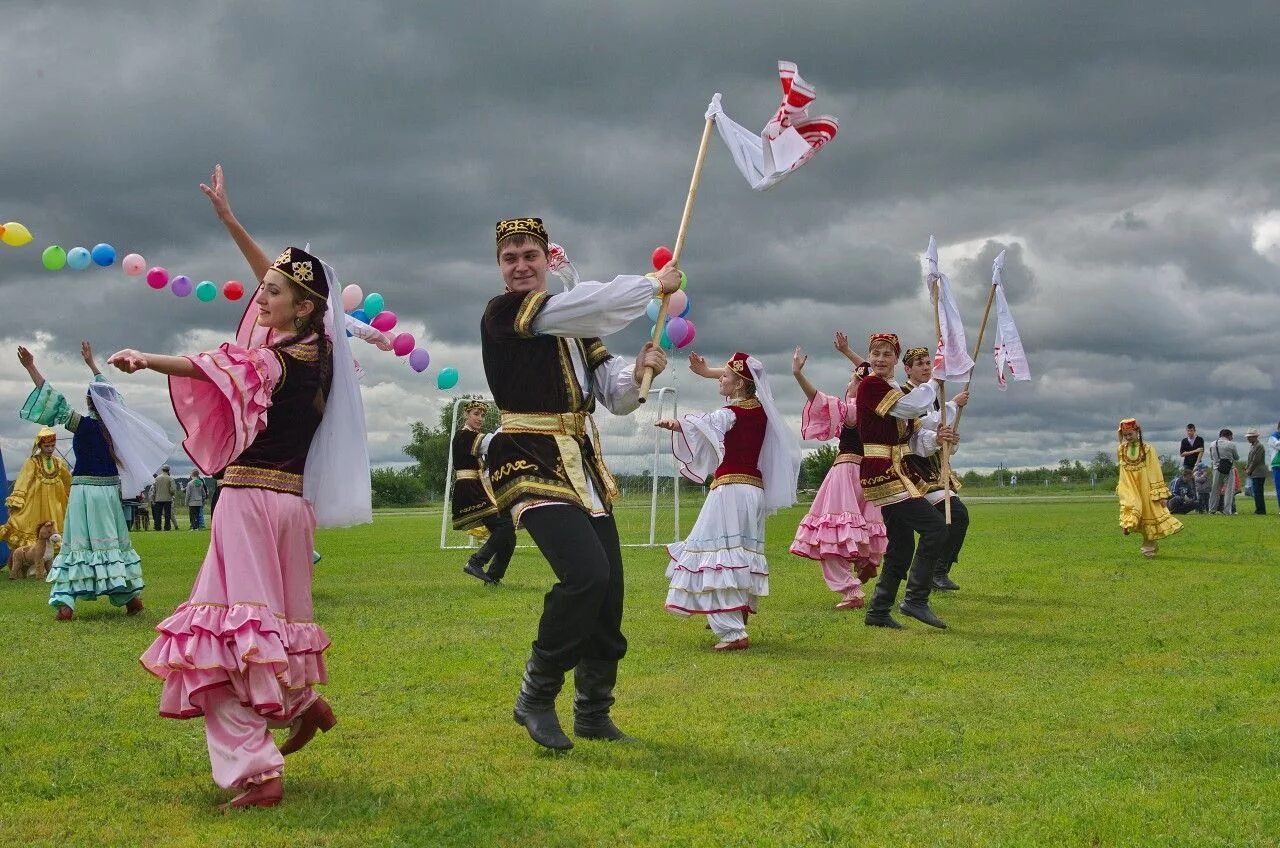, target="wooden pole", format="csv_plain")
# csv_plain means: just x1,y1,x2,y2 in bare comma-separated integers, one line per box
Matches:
951,282,997,433
637,115,716,402
931,280,952,524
